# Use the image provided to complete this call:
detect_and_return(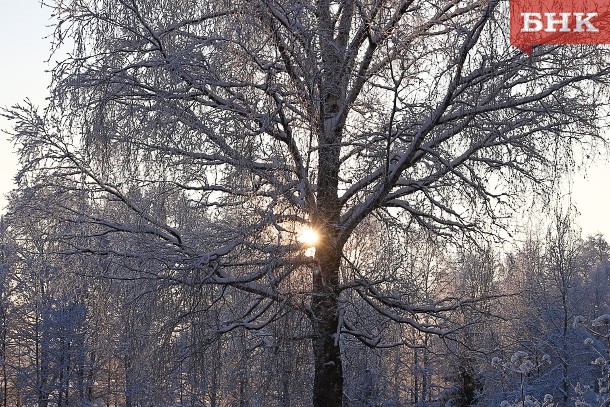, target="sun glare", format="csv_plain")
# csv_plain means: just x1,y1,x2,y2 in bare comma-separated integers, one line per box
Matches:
298,227,319,246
